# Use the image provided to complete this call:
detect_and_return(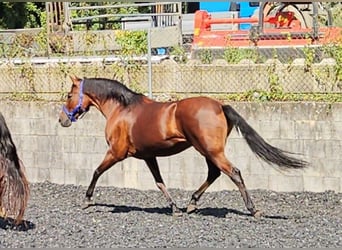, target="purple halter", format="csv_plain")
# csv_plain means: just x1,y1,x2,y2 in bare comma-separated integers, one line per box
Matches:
62,80,87,122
